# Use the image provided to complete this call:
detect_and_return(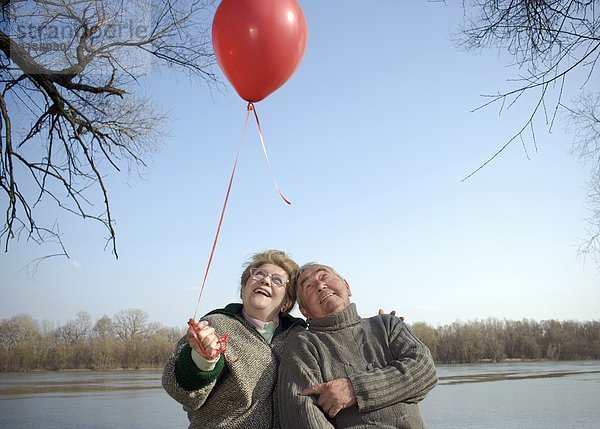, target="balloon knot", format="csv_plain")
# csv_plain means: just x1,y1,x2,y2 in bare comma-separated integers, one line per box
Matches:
188,320,240,363
247,102,254,112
